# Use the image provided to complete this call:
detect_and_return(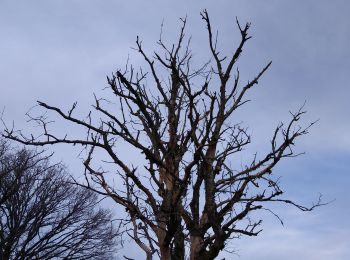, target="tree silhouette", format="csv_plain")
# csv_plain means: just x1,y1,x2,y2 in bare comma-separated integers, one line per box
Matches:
0,141,119,259
2,10,323,260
